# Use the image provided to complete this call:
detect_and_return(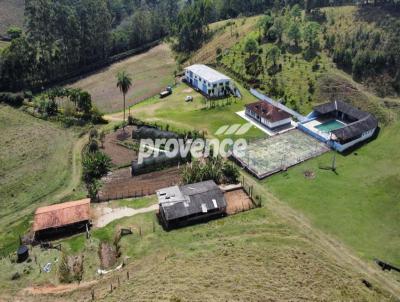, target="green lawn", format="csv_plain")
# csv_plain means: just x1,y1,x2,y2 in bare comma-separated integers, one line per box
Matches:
130,81,265,141
264,122,400,264
0,105,78,255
